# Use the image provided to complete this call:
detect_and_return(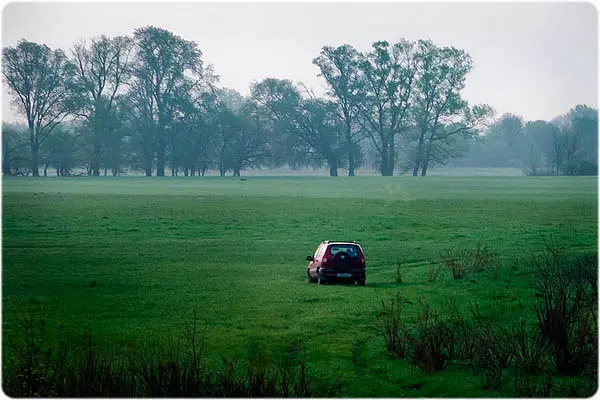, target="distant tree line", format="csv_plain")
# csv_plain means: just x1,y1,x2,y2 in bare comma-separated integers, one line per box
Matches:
451,104,598,176
2,26,596,177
